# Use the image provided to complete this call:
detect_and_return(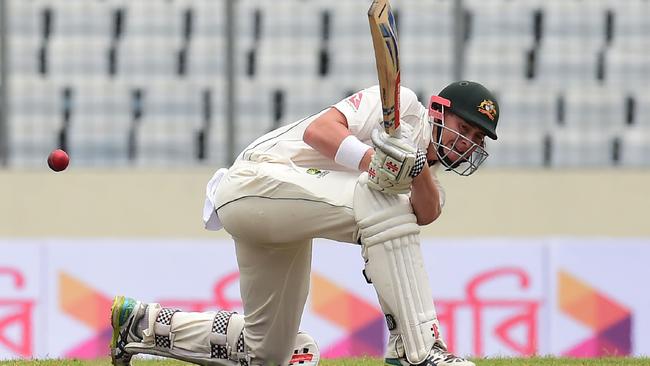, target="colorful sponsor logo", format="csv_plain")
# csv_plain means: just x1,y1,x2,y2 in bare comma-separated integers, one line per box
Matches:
59,272,113,358
558,270,632,357
311,273,385,358
0,267,34,358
